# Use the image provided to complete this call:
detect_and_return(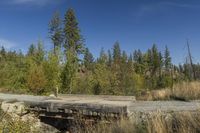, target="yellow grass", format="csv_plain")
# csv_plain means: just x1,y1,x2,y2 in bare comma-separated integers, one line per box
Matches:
172,81,200,100
137,81,200,101
79,111,200,133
